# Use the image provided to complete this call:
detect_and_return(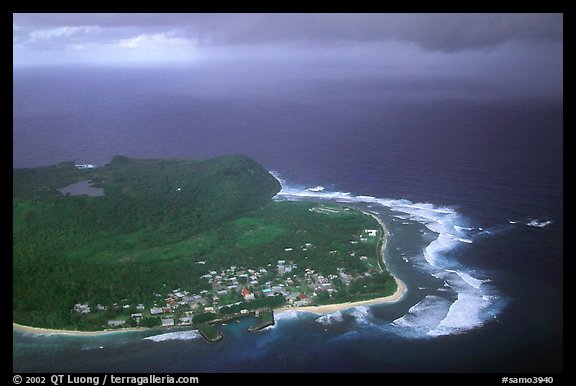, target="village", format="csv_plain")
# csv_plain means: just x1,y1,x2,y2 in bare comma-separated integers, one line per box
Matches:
71,227,382,331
